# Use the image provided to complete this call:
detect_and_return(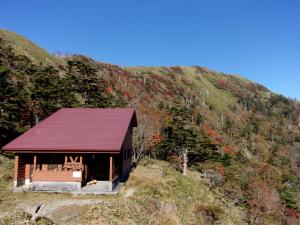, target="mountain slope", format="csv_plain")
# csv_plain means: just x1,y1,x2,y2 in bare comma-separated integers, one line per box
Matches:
0,29,300,225
0,29,58,65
